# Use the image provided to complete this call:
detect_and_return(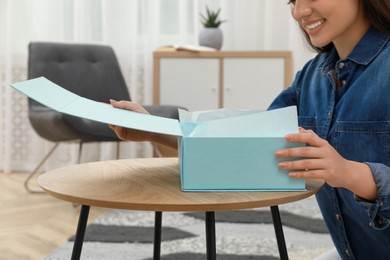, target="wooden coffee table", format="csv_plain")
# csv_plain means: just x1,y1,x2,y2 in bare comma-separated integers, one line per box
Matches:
37,158,323,260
